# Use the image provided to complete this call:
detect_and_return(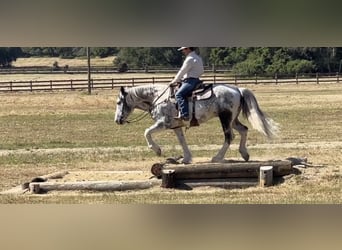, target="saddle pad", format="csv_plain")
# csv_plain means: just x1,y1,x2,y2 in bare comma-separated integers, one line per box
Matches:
193,84,213,100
